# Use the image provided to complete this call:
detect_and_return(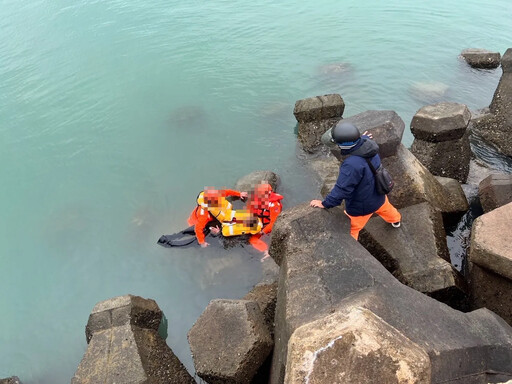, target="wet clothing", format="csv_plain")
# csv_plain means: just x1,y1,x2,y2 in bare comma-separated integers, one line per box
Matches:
248,192,284,252
188,189,242,245
321,136,401,240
